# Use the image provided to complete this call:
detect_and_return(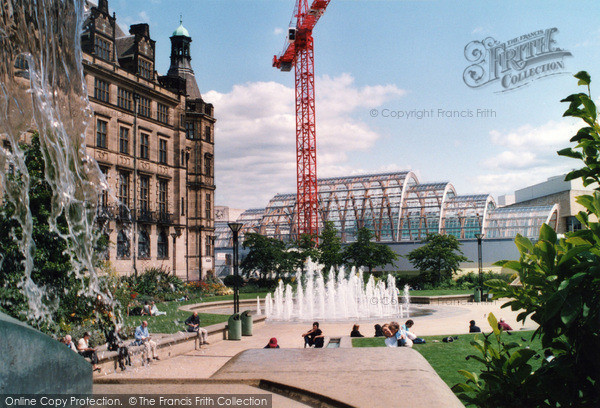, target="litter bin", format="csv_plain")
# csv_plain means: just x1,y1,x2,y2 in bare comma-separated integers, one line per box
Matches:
473,288,481,303
241,310,253,336
228,313,241,340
